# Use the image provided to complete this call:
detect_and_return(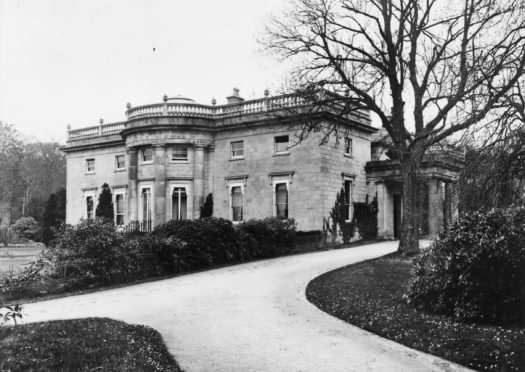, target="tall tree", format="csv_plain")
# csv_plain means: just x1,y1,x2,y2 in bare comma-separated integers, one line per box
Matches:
264,0,525,253
0,122,25,230
41,188,66,246
95,183,114,221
